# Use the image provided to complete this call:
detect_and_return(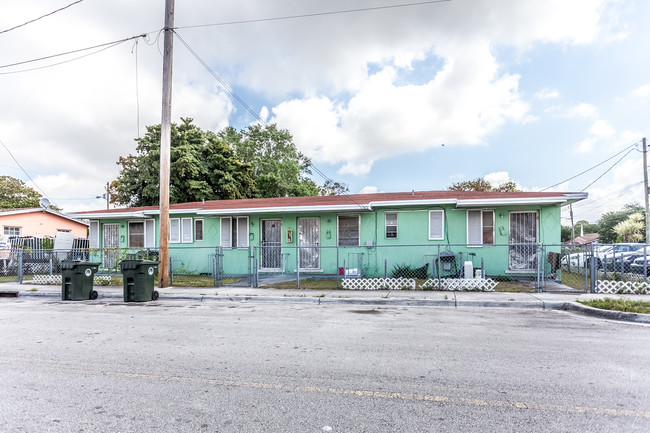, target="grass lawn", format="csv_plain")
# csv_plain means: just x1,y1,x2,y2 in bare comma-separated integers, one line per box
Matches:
579,298,650,315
